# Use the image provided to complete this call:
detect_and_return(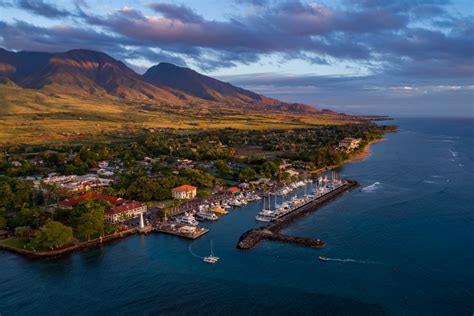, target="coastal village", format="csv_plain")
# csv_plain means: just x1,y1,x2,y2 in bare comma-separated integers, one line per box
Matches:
0,124,396,256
